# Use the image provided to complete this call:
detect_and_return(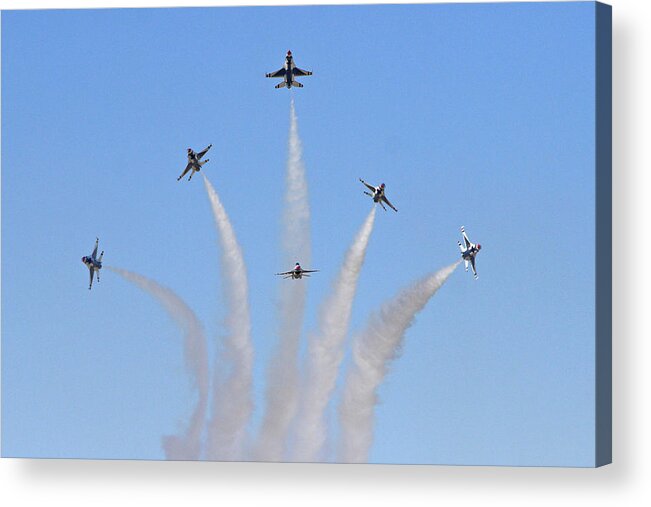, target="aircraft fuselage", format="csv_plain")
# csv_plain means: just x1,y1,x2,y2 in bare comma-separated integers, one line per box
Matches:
82,257,102,271
187,153,202,173
461,247,479,260
291,265,304,278
285,57,294,88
